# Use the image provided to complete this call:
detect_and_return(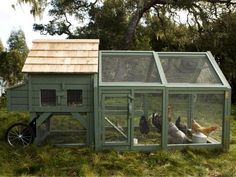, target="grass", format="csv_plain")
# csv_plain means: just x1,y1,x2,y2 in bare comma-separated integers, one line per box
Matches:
1,105,236,176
